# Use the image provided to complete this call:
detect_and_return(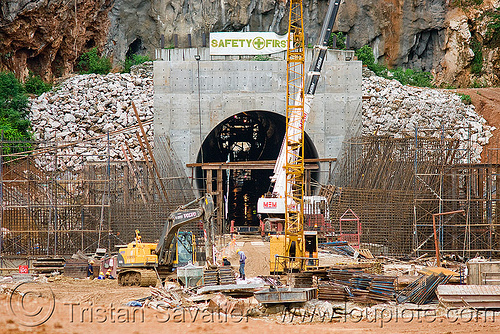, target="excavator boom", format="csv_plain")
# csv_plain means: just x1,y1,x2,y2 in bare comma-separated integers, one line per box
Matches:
156,194,214,266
